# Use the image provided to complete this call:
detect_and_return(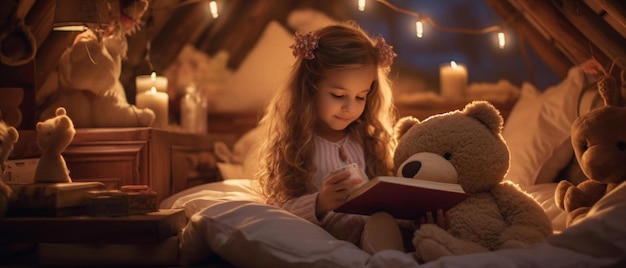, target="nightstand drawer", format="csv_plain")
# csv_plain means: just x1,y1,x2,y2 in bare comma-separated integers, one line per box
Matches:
0,209,186,244
38,236,179,266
